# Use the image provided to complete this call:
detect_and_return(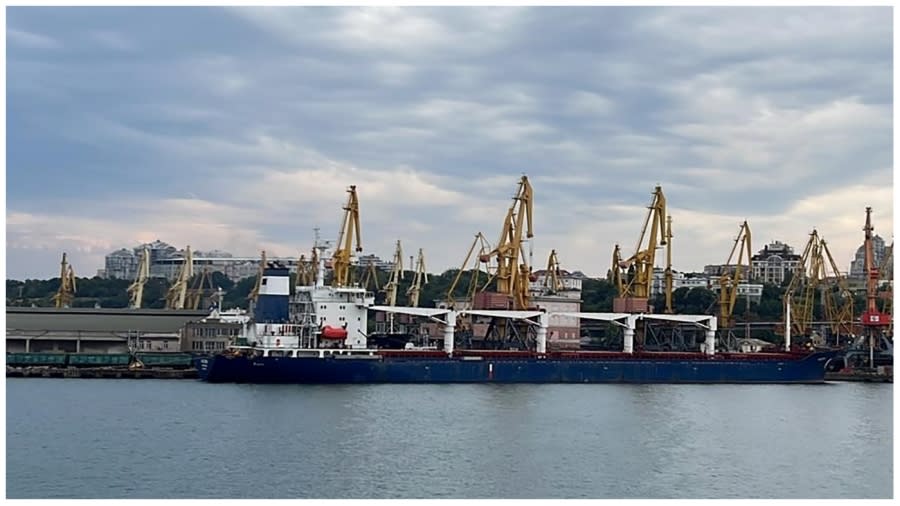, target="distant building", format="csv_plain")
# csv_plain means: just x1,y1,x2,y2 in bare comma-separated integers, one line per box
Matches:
104,248,138,280
651,270,762,303
751,241,801,285
849,234,887,280
357,254,395,271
